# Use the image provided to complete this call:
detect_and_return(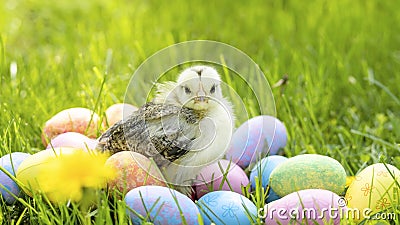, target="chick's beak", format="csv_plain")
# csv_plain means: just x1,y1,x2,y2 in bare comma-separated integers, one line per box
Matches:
194,82,208,103
195,95,208,103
